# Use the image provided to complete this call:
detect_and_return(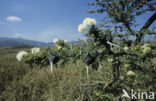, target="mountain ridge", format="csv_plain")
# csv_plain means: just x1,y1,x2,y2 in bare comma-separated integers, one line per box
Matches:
0,37,54,48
